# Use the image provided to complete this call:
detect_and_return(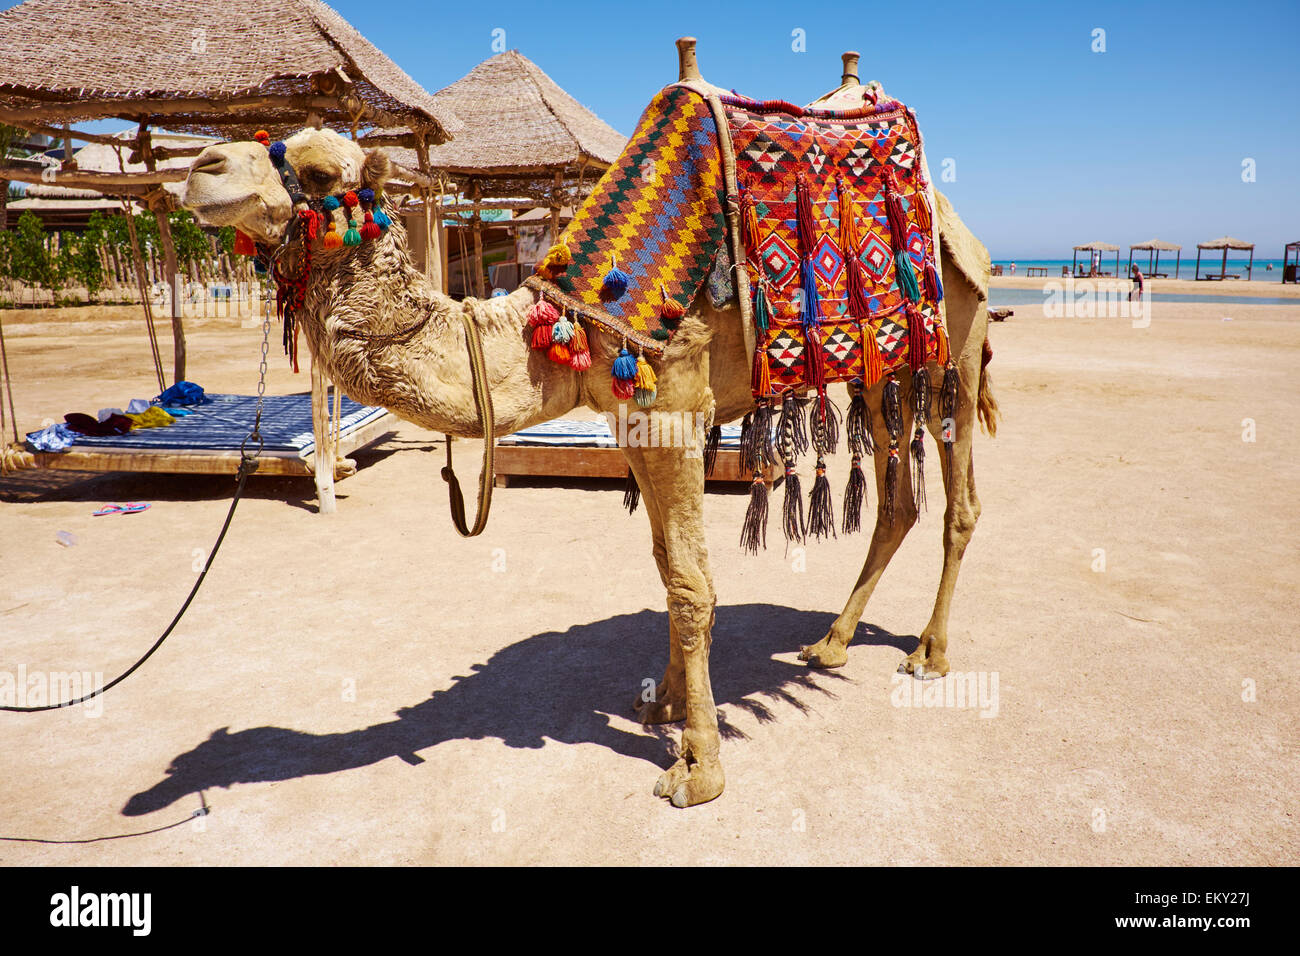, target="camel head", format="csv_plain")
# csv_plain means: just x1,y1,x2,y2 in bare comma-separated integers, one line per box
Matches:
182,127,392,244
